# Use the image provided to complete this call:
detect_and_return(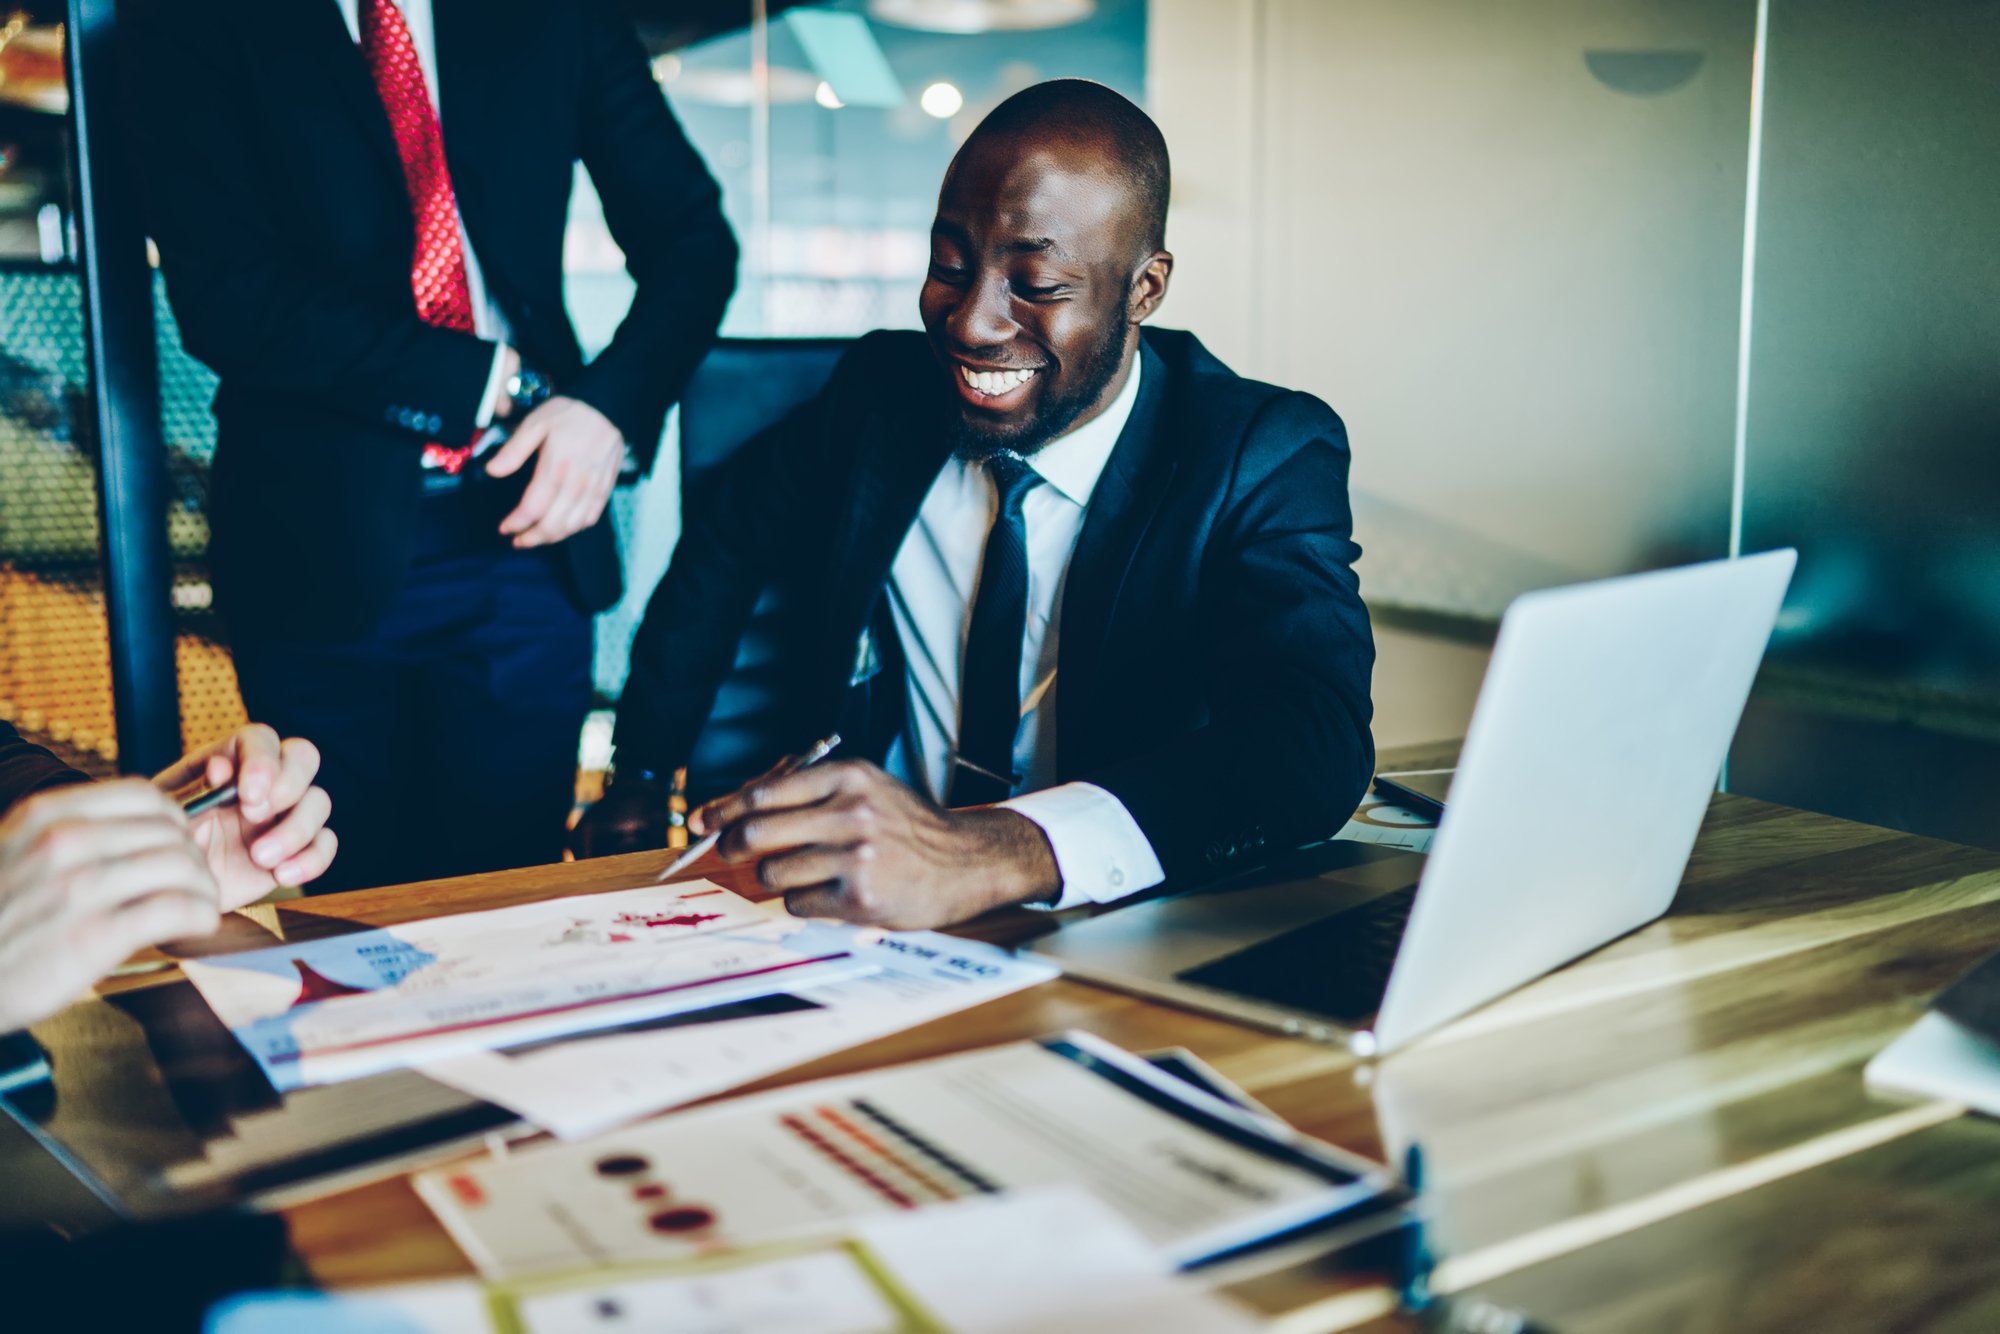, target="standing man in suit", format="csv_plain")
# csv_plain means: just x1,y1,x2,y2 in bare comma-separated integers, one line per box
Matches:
581,81,1374,927
127,0,737,892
